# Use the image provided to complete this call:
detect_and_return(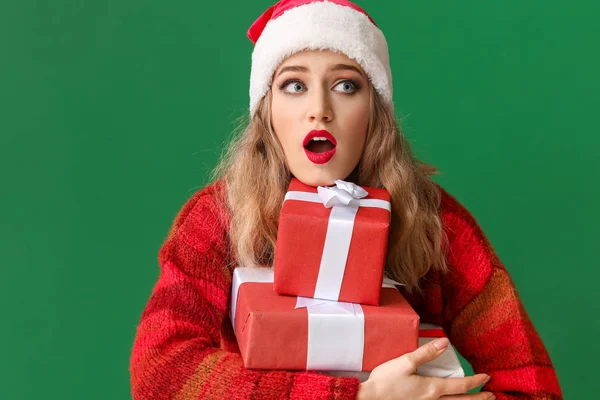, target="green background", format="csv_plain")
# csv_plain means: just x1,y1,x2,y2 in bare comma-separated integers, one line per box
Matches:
1,0,597,398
